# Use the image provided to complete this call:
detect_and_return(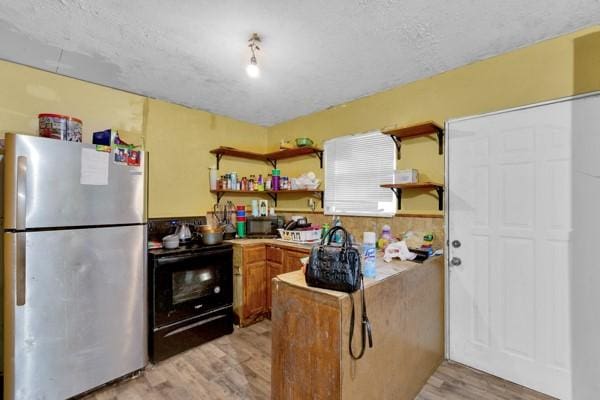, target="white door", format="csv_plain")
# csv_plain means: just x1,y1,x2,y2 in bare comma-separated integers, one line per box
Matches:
447,100,572,399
